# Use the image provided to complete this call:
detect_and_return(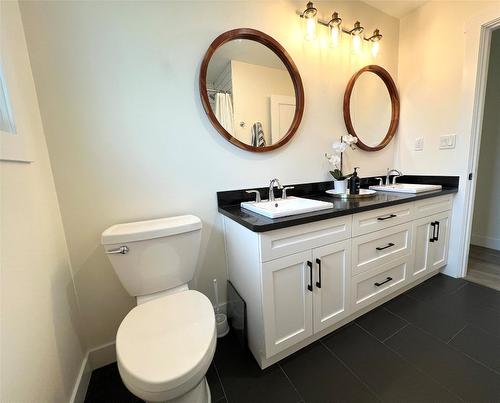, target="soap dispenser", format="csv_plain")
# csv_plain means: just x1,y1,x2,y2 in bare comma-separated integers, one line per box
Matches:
350,167,360,194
